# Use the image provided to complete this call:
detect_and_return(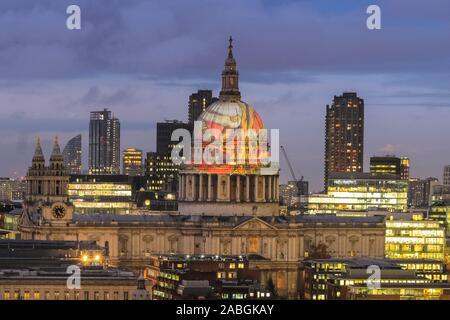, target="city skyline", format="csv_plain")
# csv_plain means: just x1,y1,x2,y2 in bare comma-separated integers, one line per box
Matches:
1,0,450,192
